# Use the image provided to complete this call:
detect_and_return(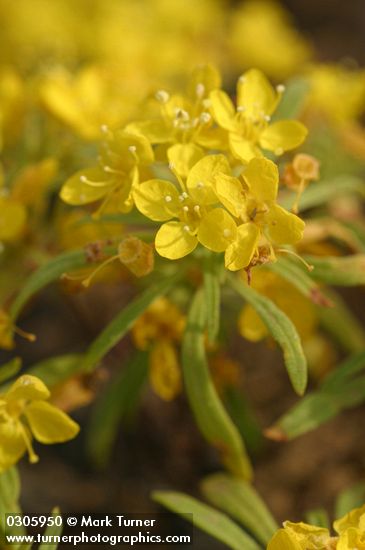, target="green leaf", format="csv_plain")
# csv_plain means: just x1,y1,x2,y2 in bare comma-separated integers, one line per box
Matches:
272,77,310,121
9,249,92,321
304,254,365,286
280,176,365,212
335,482,365,518
152,491,261,550
266,353,365,440
182,290,252,479
39,508,63,550
0,467,21,508
87,352,148,468
318,290,365,354
0,358,22,385
203,255,221,342
229,276,307,396
267,257,331,306
201,474,278,545
305,508,330,529
81,273,180,372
